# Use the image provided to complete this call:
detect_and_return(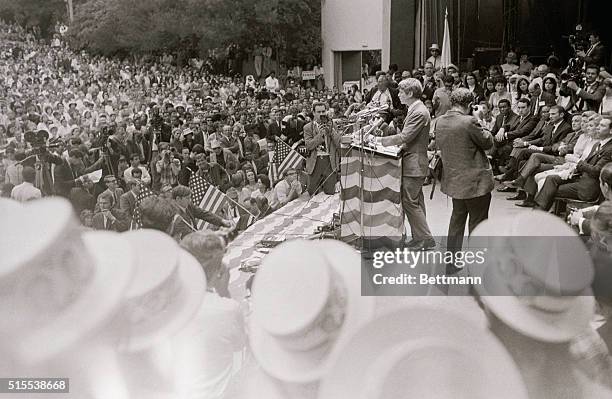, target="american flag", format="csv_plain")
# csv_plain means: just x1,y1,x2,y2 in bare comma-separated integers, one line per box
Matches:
189,174,256,231
268,139,305,186
131,183,155,230
189,174,229,230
